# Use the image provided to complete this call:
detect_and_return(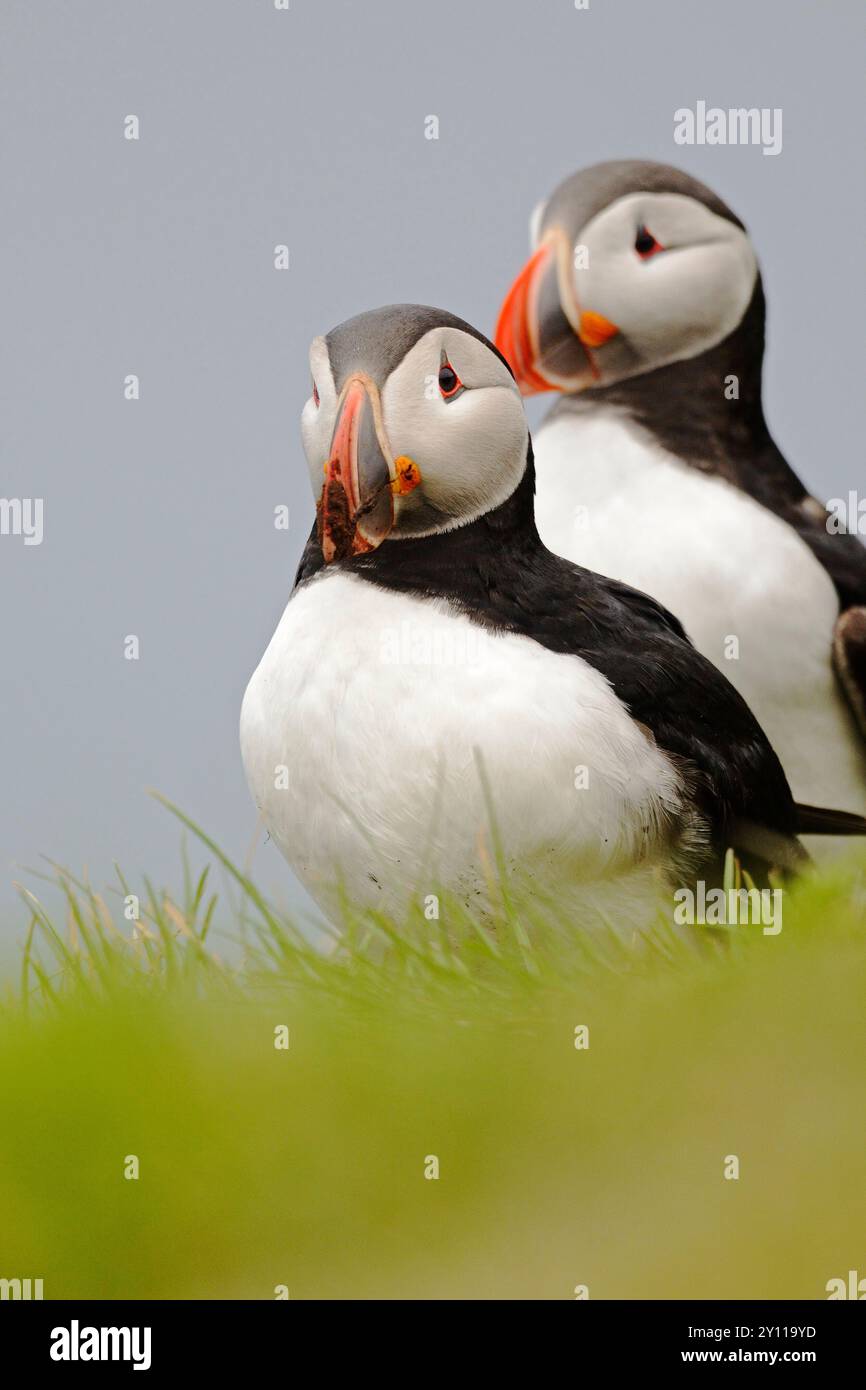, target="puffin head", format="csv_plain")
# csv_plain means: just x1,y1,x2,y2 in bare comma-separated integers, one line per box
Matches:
302,304,529,561
494,159,759,396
